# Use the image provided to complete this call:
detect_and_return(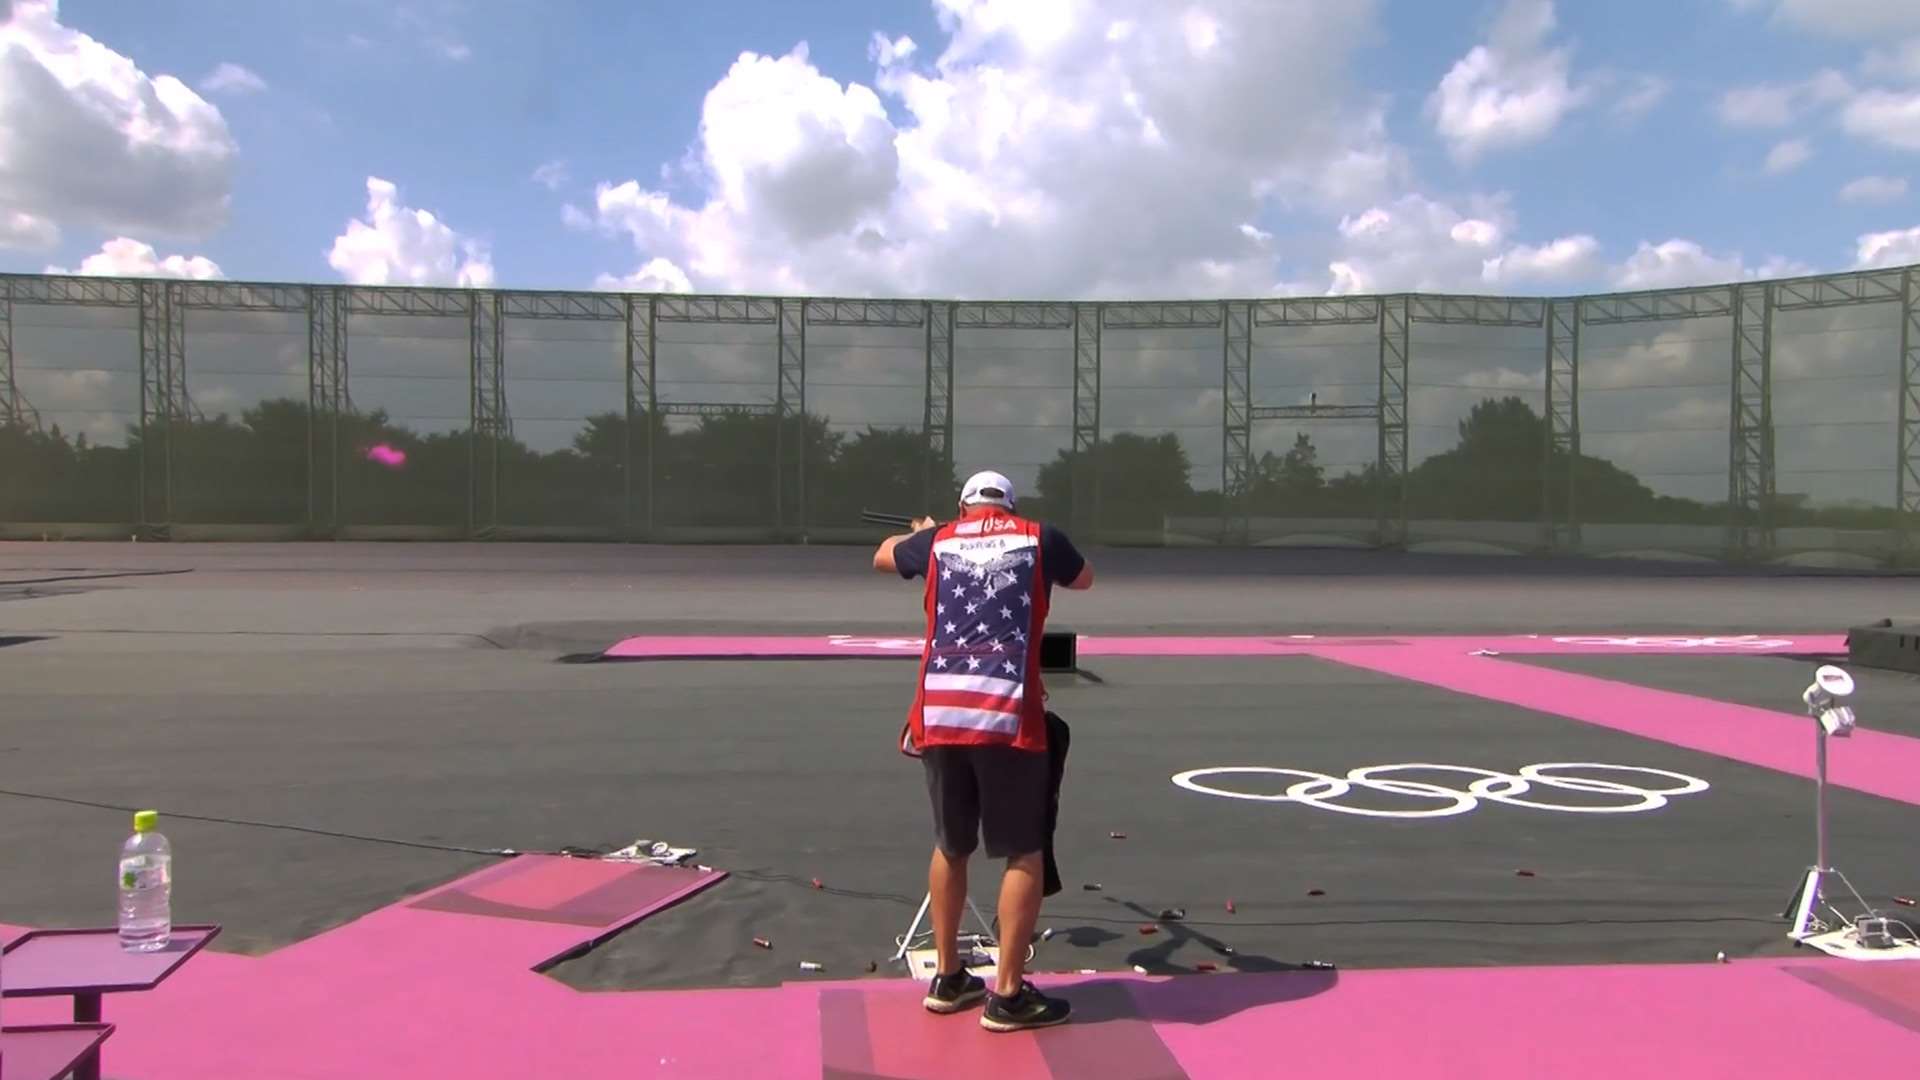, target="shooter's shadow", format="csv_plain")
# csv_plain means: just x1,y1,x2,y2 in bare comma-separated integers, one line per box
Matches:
1040,897,1340,1027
